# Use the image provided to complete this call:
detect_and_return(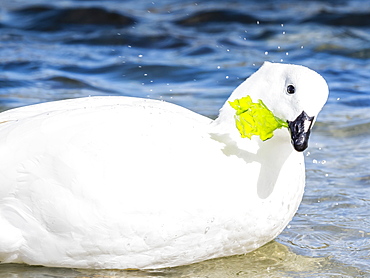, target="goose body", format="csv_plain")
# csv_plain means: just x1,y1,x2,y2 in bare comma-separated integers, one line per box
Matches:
0,62,329,269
